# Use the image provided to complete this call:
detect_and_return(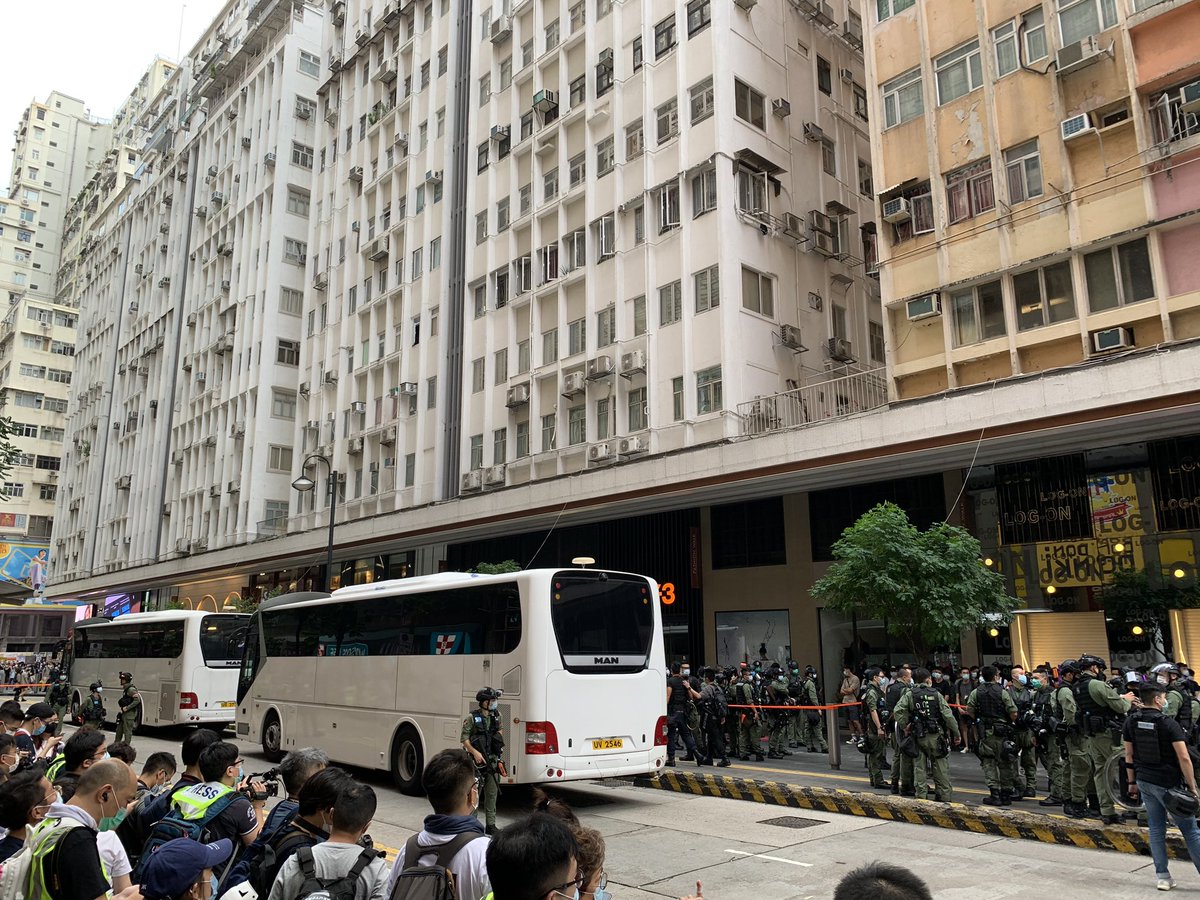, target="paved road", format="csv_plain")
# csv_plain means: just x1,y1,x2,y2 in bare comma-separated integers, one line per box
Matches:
95,725,1171,899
